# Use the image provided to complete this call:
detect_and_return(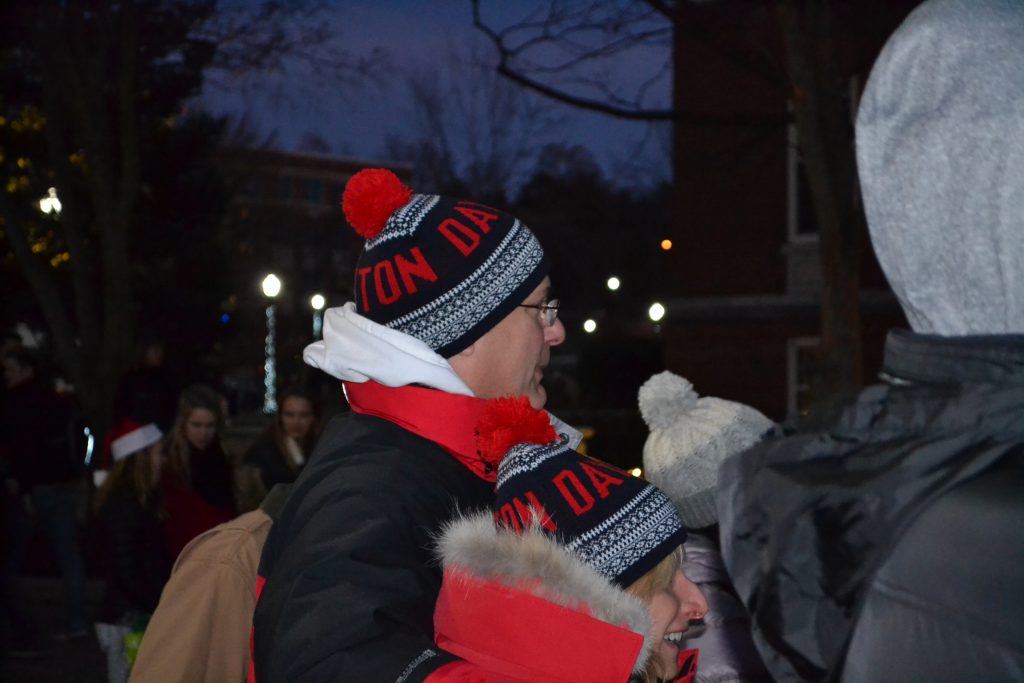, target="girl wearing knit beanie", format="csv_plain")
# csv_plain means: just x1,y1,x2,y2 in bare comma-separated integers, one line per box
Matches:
432,397,708,683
